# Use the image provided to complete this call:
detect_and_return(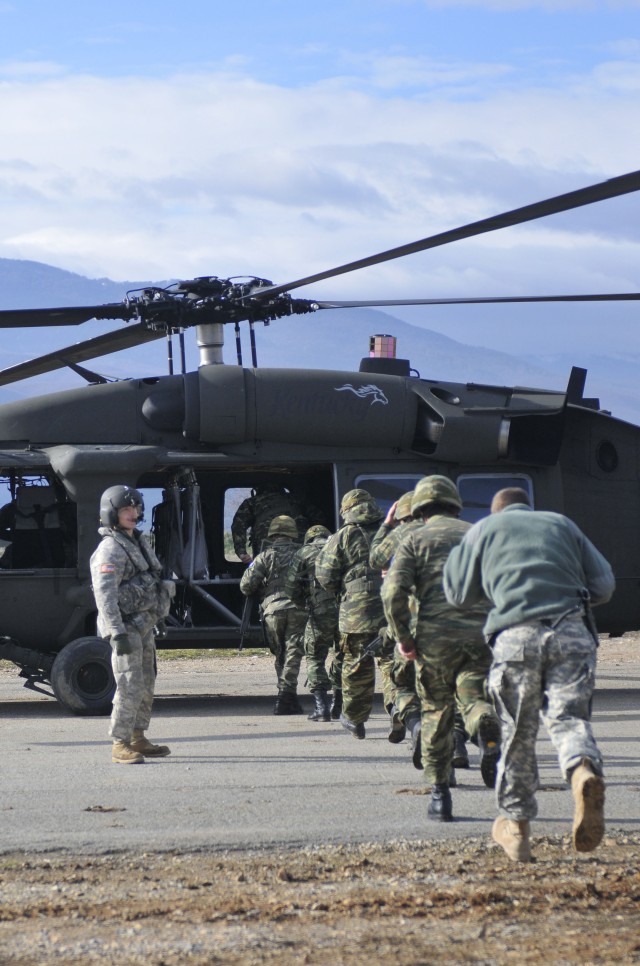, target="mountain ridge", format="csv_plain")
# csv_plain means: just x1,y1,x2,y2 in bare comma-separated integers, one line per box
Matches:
0,258,636,423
